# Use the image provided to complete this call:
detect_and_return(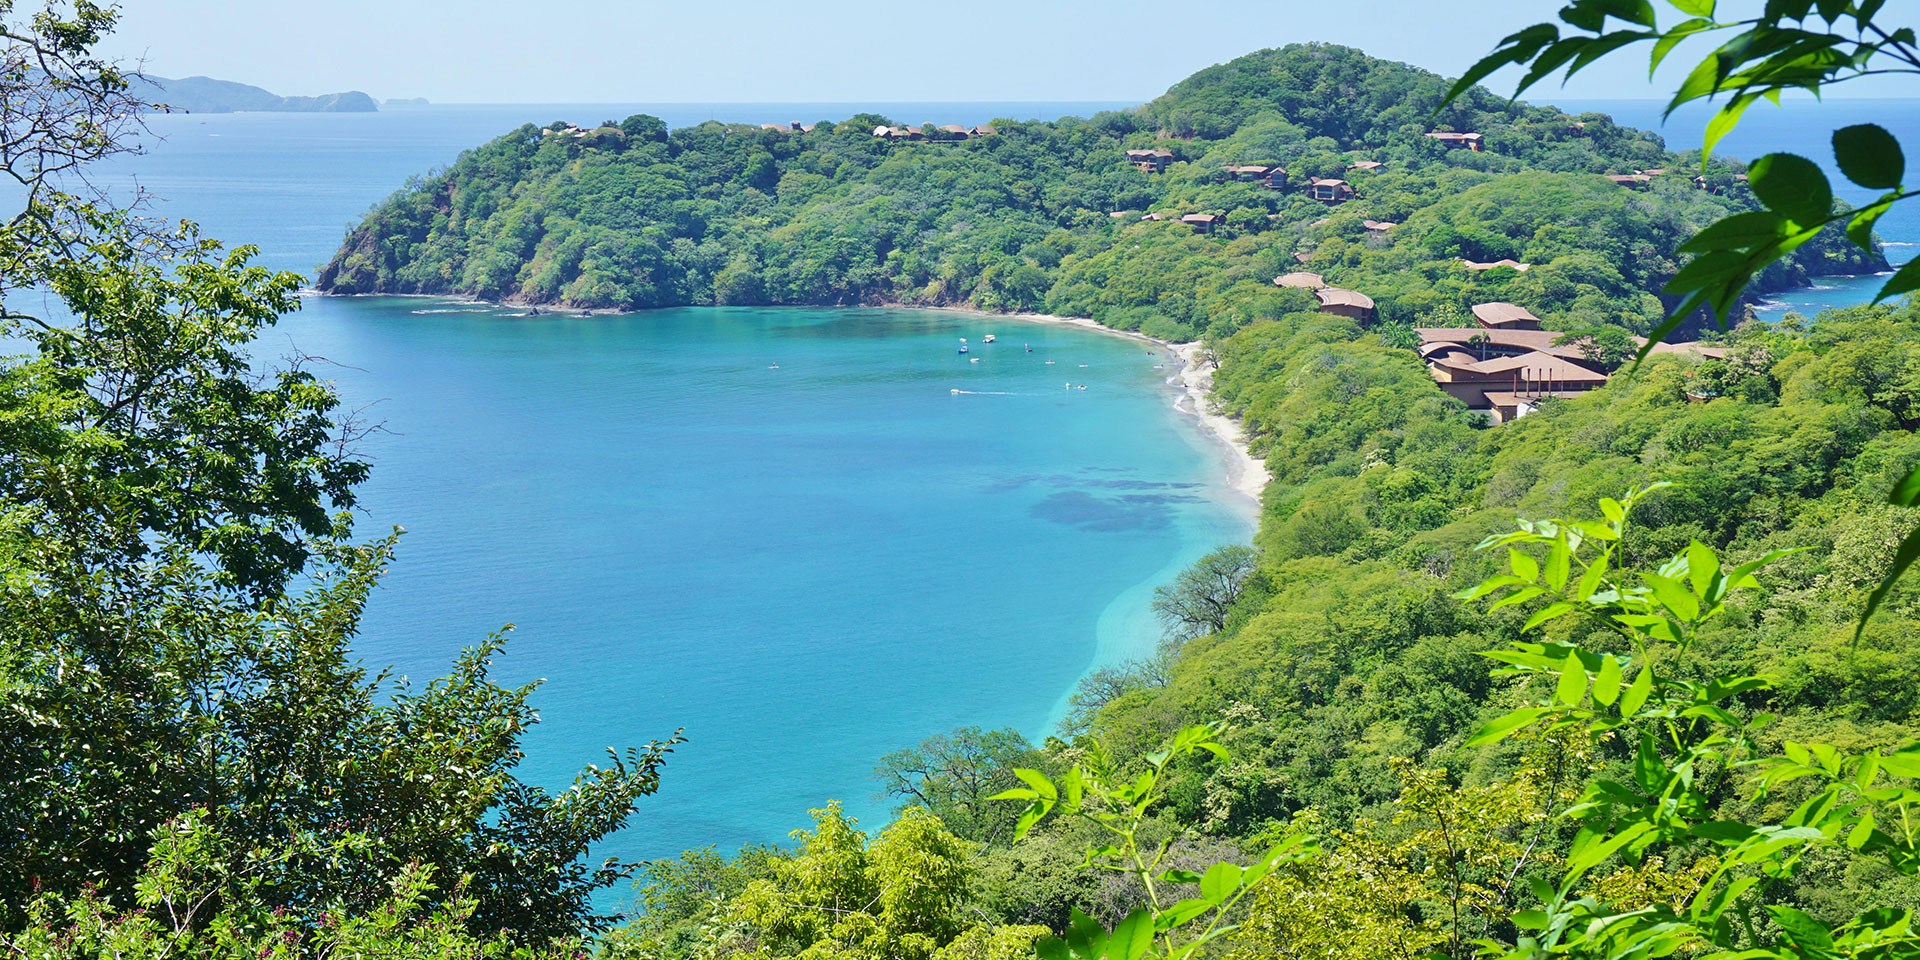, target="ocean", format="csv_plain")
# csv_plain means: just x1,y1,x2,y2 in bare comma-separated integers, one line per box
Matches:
87,100,1242,900
1556,98,1920,319
81,95,1920,907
